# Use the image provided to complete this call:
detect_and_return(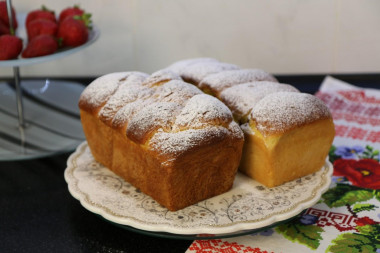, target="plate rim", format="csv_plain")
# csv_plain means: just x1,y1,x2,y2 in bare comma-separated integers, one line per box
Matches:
0,25,100,67
65,141,333,235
